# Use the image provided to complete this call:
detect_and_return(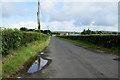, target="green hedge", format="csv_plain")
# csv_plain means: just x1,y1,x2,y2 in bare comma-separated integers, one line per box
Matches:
57,35,120,49
2,29,49,55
